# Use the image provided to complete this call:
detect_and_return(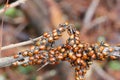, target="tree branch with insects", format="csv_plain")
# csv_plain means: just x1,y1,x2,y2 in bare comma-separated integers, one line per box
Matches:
0,23,119,80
